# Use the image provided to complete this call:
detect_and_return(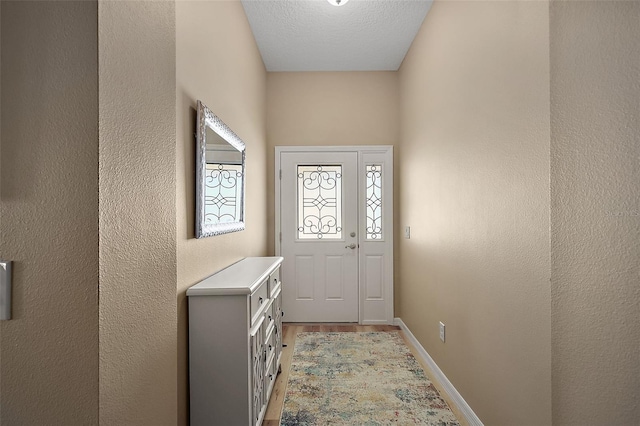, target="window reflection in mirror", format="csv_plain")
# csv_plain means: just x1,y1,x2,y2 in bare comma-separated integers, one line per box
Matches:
204,127,244,225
